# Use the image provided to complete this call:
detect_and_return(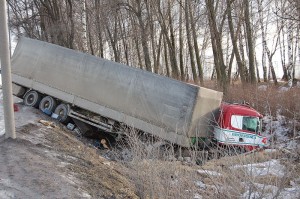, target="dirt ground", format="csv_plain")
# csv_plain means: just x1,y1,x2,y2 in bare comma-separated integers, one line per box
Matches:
1,104,299,199
0,104,138,199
